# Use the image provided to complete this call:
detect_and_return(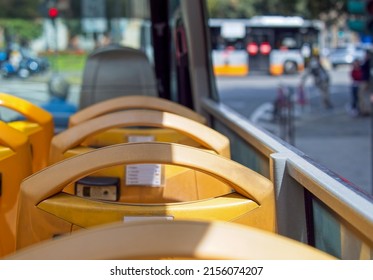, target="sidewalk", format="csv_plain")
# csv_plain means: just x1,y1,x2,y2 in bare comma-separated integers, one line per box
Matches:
298,105,371,193
261,99,373,196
